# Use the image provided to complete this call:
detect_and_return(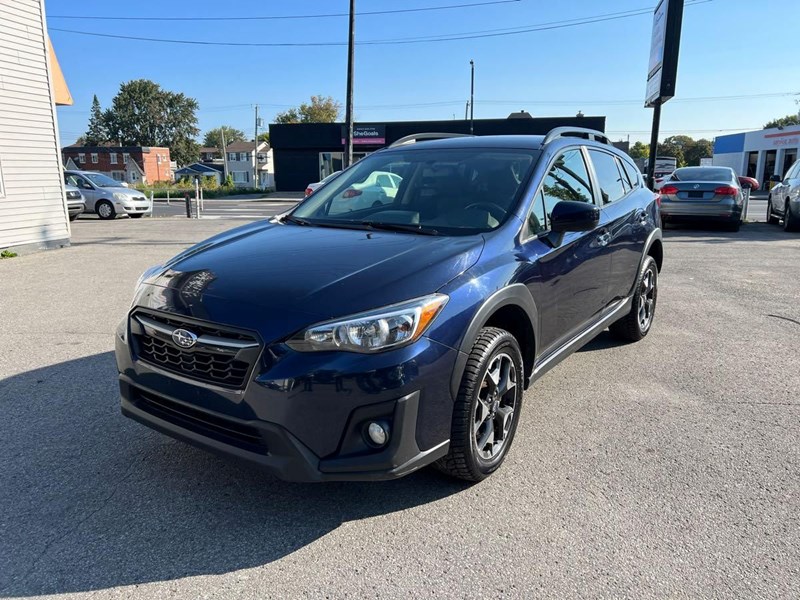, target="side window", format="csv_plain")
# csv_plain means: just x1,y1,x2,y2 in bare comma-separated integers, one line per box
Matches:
541,148,593,221
621,159,641,189
618,158,632,194
527,190,547,236
588,149,627,205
